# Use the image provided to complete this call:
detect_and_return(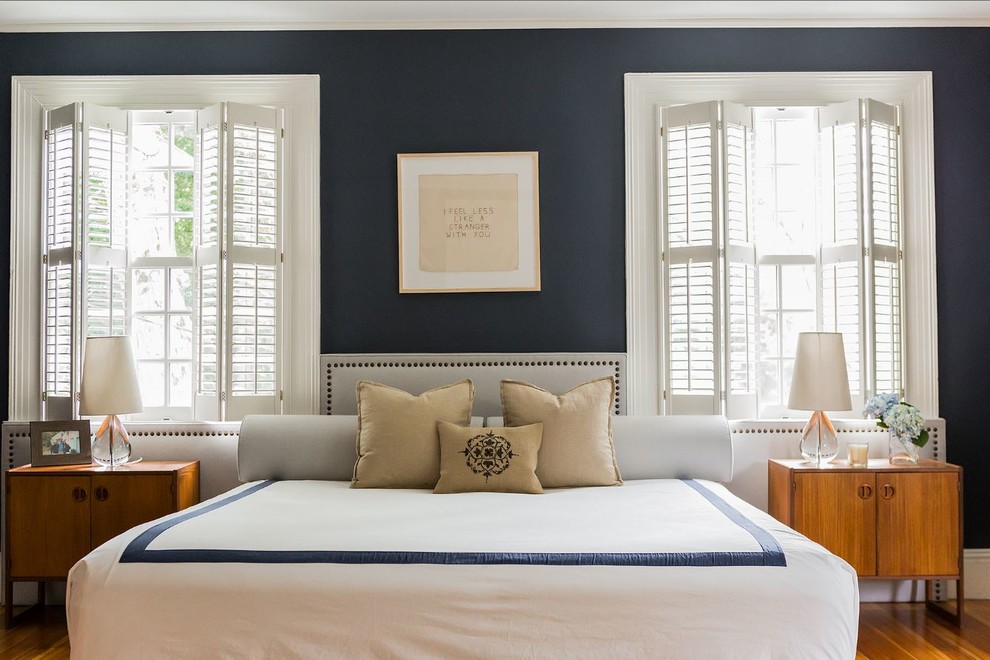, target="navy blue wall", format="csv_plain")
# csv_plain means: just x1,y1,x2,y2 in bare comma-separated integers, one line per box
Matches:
1,28,988,544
